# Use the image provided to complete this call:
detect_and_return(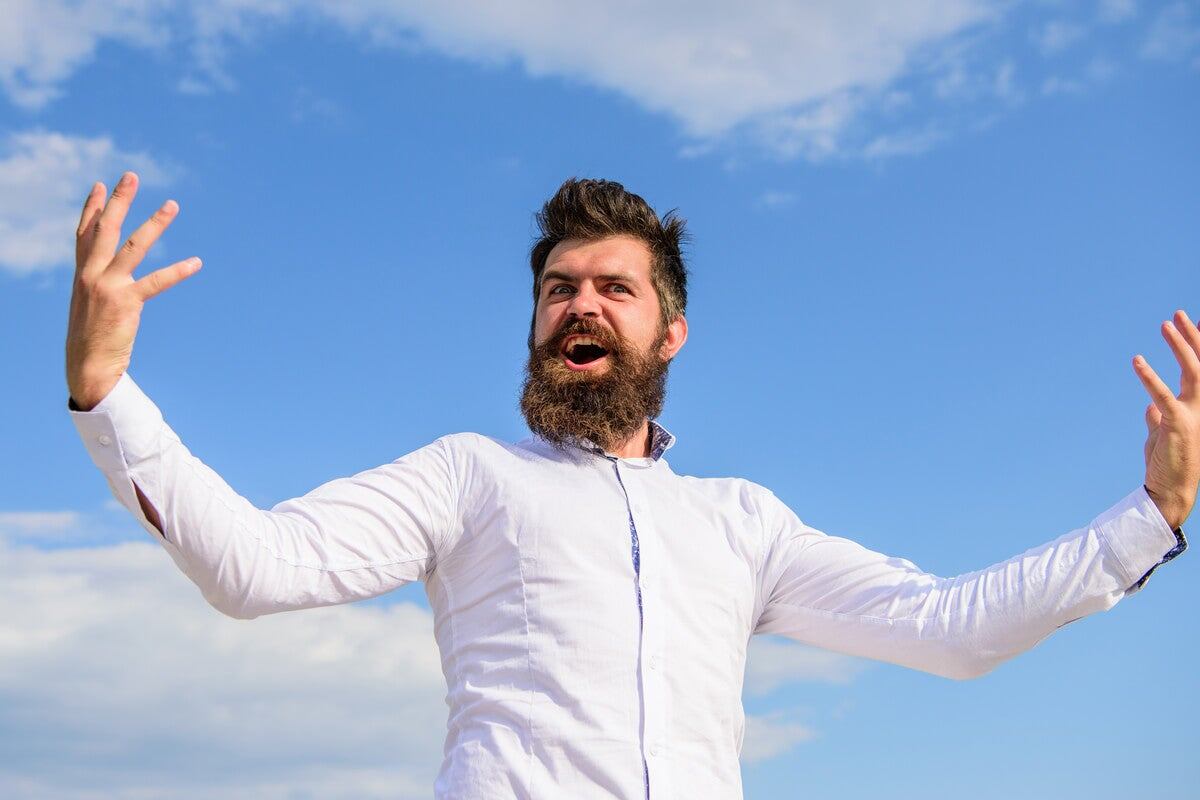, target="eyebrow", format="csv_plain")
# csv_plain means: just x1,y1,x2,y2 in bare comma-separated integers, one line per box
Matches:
541,269,641,286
